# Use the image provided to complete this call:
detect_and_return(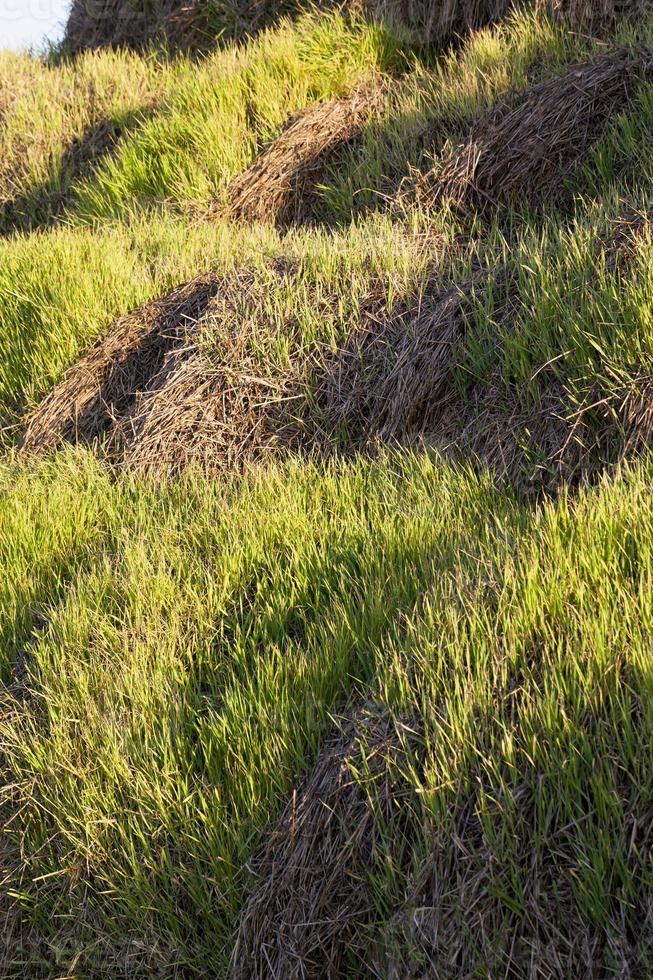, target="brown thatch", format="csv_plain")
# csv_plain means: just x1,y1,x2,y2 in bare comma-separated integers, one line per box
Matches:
115,342,298,474
20,206,653,490
379,787,653,978
606,203,653,268
159,0,213,49
232,707,416,980
20,274,220,455
220,81,383,227
314,264,497,444
63,0,299,53
357,0,511,45
64,0,647,55
422,50,653,213
538,0,649,26
359,0,647,43
113,265,305,473
64,0,196,53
